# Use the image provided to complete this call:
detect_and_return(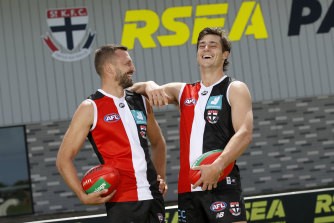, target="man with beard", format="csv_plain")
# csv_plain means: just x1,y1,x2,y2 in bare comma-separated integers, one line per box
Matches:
57,44,167,223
